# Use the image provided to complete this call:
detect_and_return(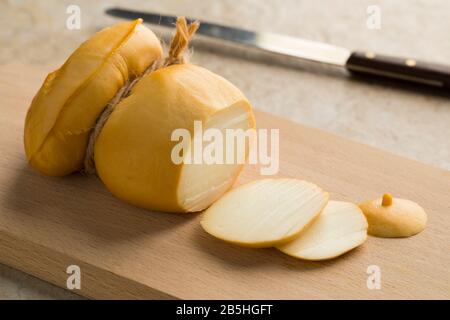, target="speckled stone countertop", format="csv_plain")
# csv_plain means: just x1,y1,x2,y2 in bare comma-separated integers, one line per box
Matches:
1,0,449,299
